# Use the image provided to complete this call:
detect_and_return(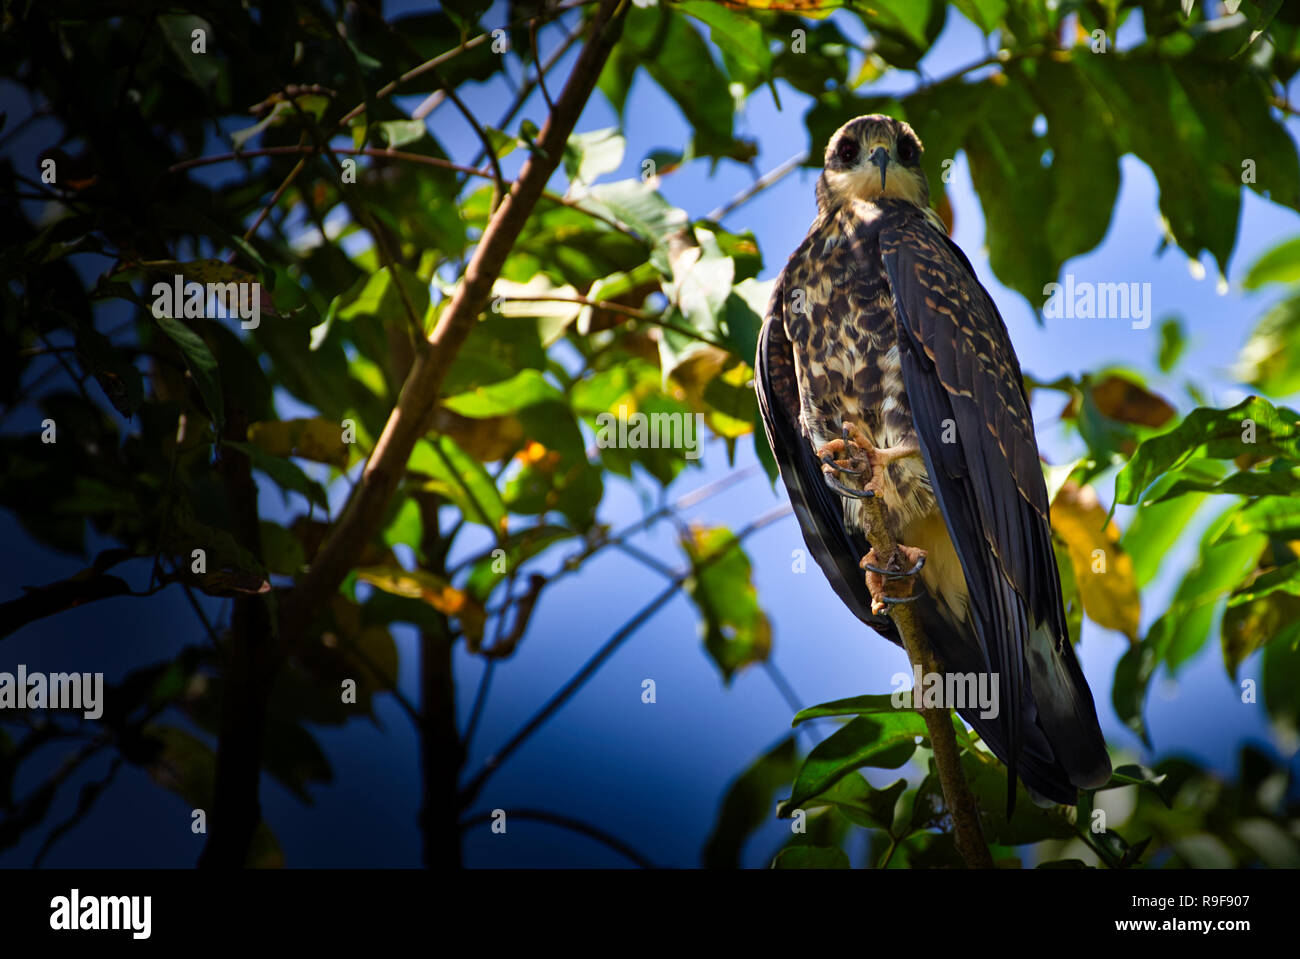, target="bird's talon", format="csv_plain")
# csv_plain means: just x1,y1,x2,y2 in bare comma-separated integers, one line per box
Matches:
860,554,926,578
861,545,926,613
821,470,875,499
